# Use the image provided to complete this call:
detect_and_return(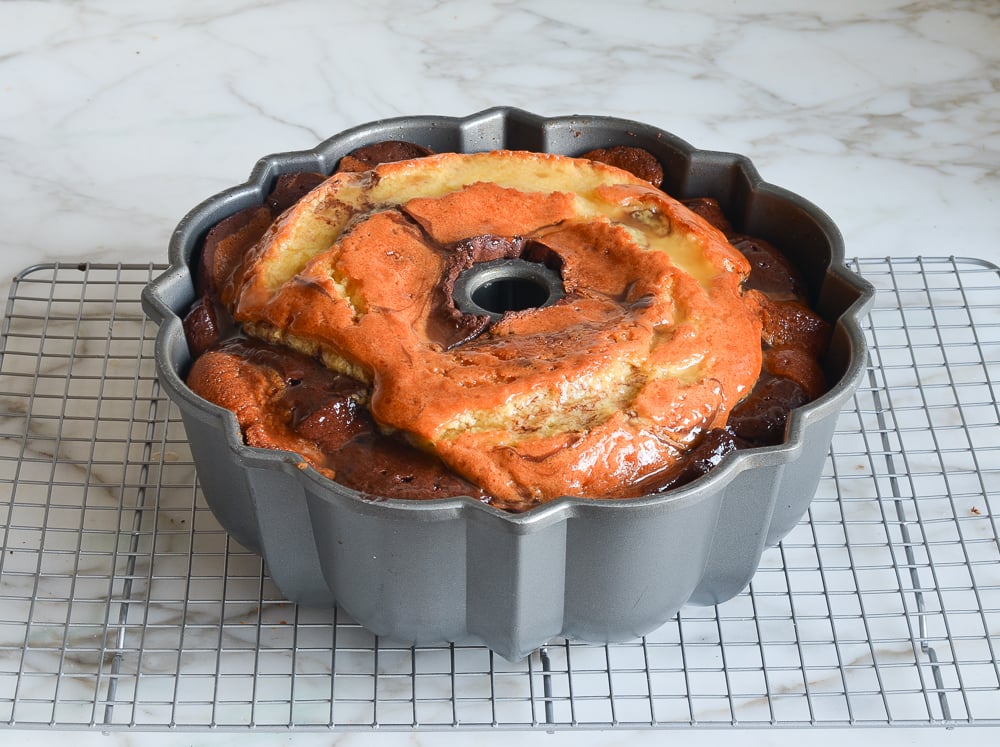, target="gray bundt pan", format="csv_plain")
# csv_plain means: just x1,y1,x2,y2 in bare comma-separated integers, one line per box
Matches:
141,107,875,661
